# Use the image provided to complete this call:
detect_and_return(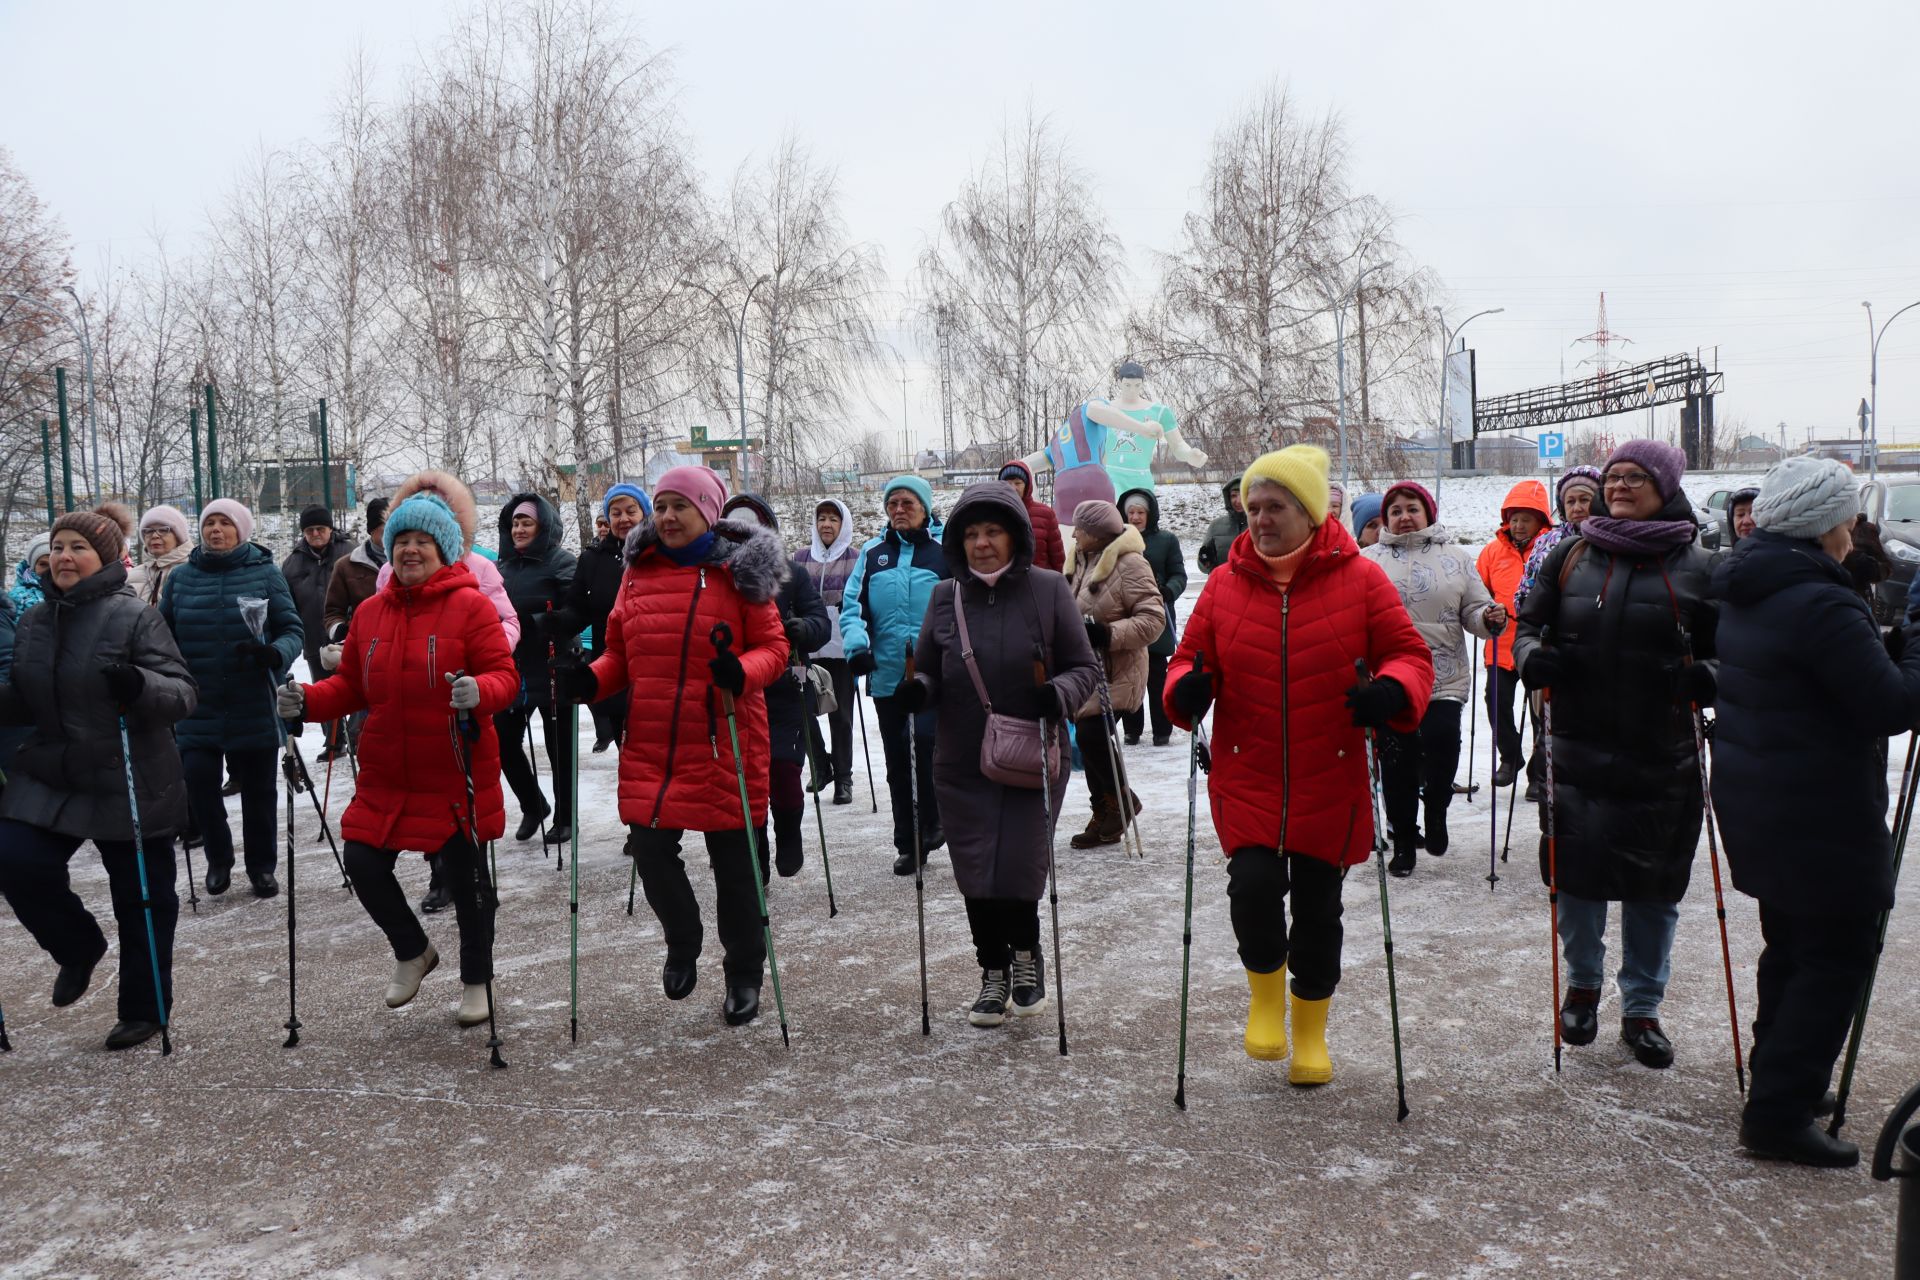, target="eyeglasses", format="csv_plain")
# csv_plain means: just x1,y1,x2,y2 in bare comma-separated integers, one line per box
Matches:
1603,470,1653,490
